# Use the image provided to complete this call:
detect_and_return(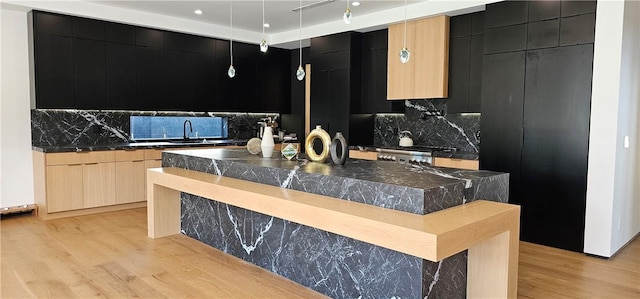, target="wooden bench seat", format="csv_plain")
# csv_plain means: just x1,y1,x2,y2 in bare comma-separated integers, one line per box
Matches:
147,167,520,298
